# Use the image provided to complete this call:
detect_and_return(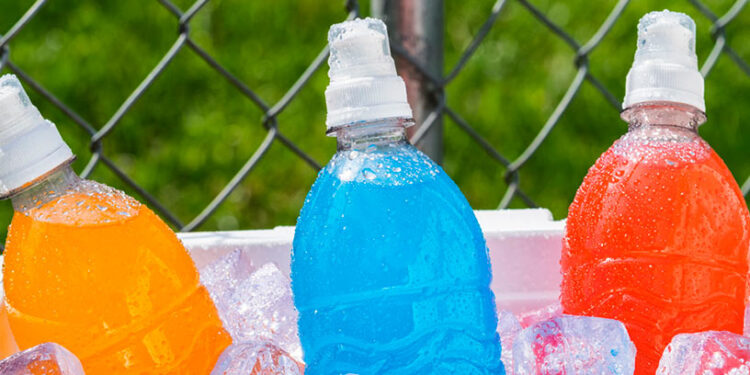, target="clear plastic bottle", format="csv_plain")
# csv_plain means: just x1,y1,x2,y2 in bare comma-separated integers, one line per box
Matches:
0,75,231,373
291,18,503,374
560,11,750,373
